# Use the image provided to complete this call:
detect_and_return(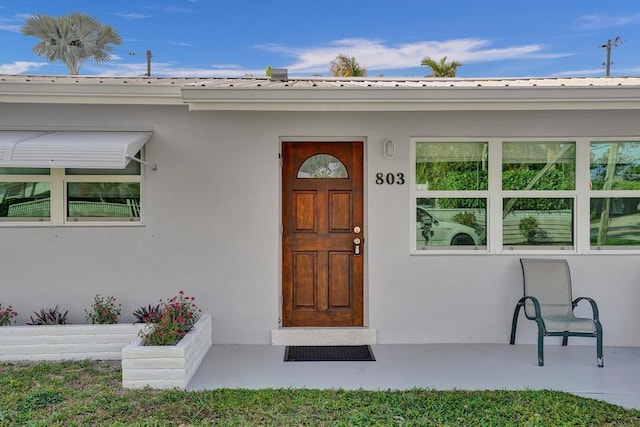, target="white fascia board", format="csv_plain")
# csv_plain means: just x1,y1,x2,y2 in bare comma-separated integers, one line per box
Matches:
0,82,184,105
181,86,640,111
